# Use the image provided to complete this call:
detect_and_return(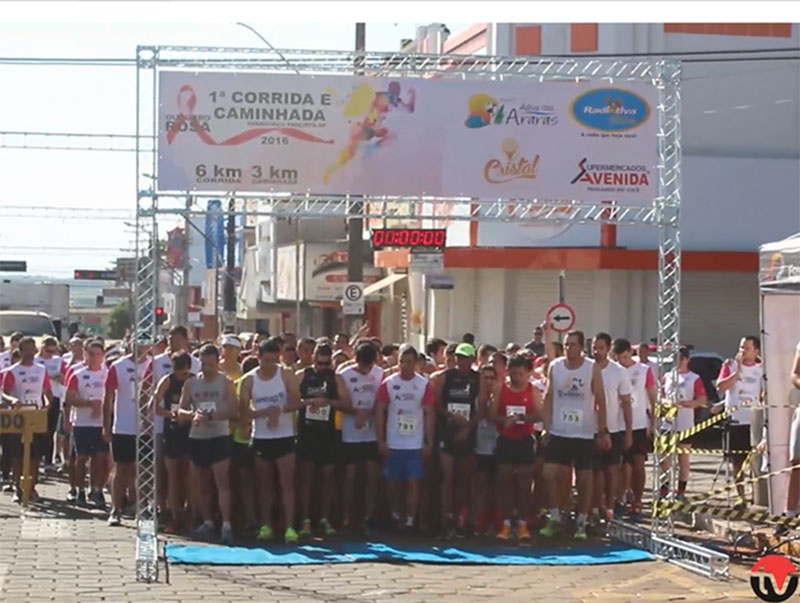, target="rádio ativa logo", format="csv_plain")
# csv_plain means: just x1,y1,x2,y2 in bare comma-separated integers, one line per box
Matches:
750,555,800,602
484,138,540,184
465,93,557,129
570,88,650,132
